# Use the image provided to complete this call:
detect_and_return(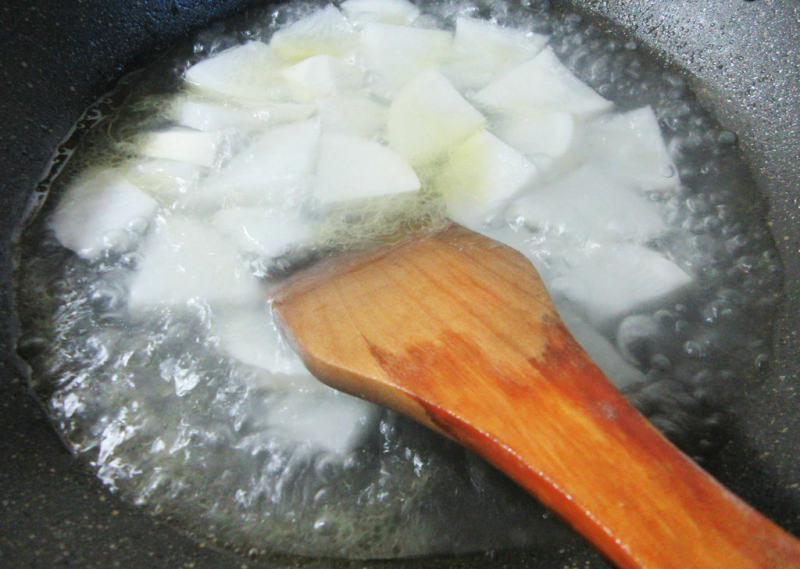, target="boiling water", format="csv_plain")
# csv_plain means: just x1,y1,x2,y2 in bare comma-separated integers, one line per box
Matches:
14,0,783,559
